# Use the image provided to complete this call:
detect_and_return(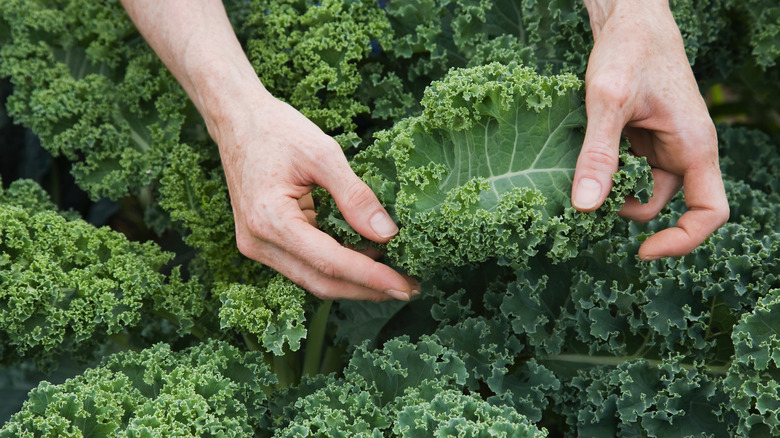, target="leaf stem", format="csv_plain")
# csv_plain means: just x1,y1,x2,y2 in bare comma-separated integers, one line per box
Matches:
319,344,347,376
543,353,731,375
302,300,333,377
242,333,262,351
272,352,298,389
629,330,653,358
